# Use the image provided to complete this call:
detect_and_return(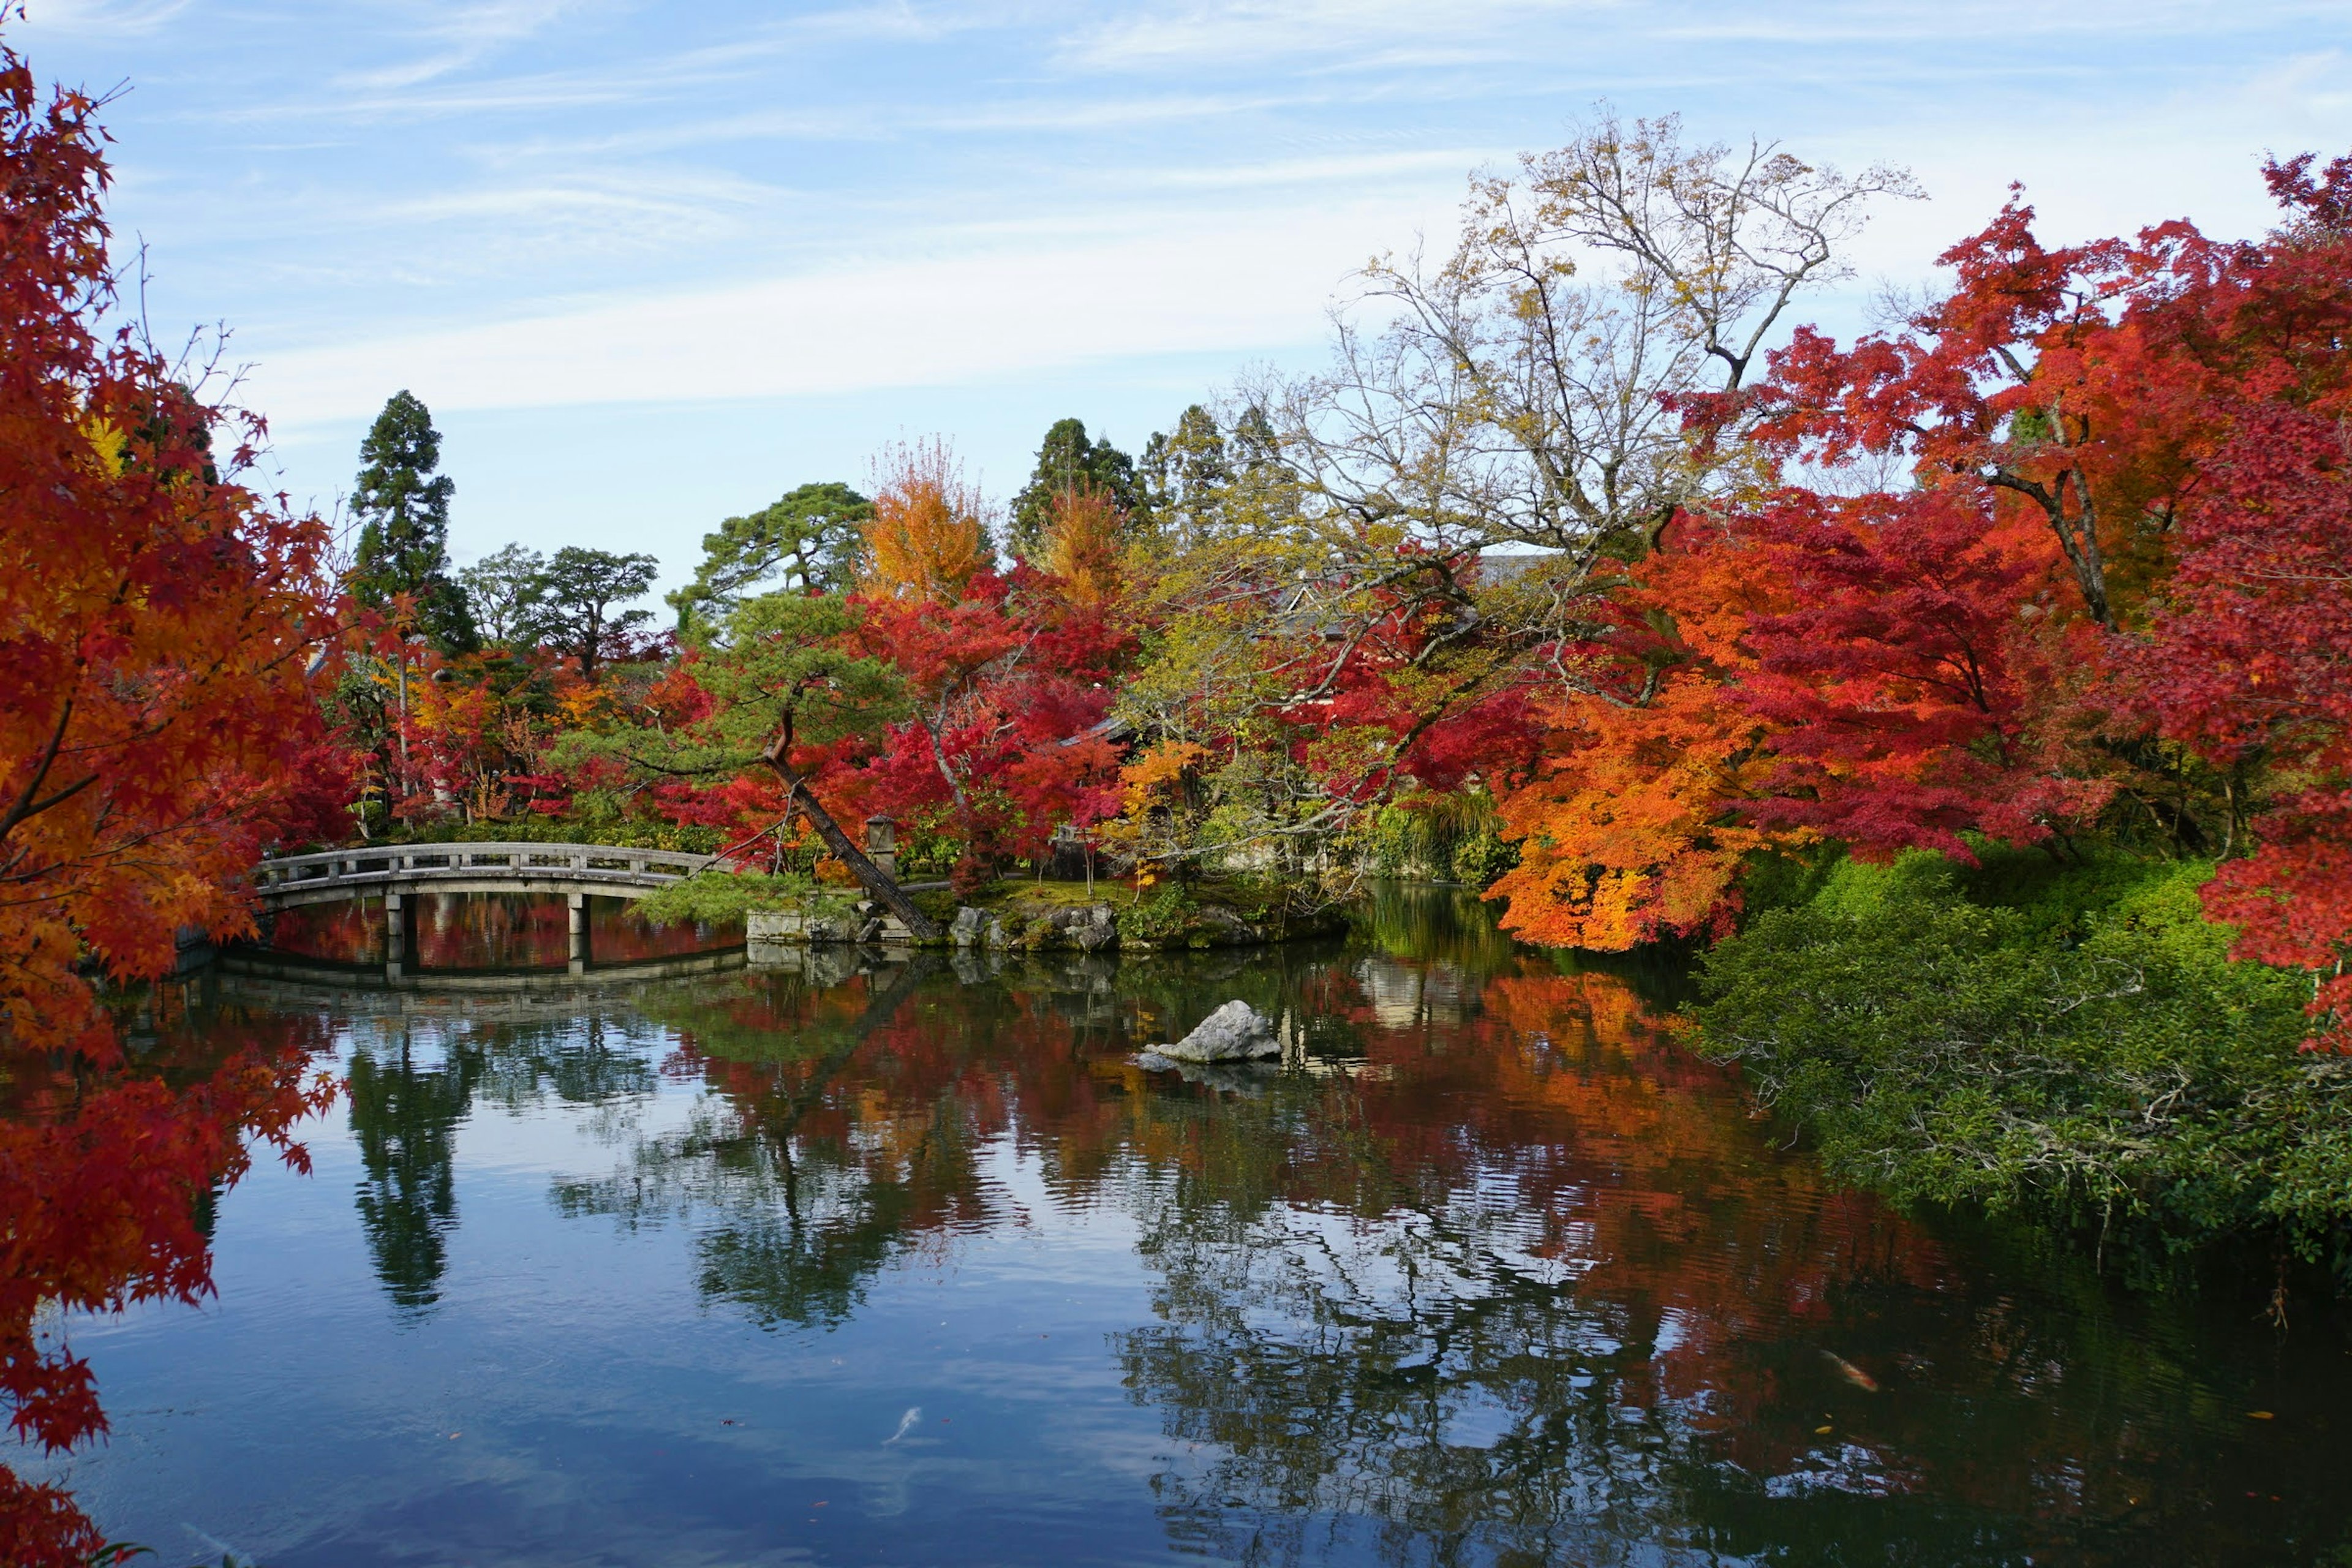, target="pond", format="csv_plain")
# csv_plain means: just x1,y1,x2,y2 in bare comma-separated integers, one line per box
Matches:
24,887,2352,1566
